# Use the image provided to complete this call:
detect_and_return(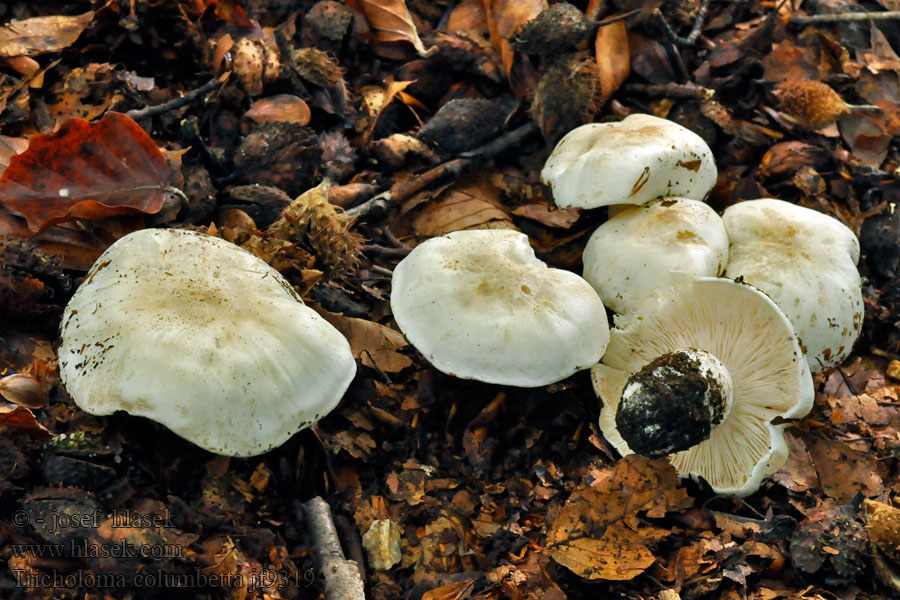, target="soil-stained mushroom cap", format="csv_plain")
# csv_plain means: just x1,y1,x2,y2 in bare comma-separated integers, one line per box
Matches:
390,229,610,387
592,278,814,496
723,199,863,373
582,197,729,313
541,113,717,209
58,228,357,457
